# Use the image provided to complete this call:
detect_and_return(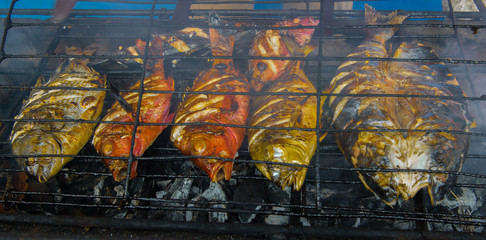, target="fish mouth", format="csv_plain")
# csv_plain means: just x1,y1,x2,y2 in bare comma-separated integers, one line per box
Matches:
360,166,447,206
392,172,432,201
12,133,64,183
254,143,309,191
192,158,233,182
104,158,138,182
23,156,63,183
